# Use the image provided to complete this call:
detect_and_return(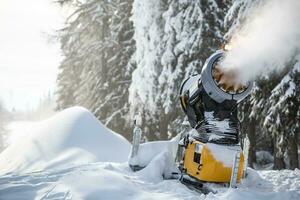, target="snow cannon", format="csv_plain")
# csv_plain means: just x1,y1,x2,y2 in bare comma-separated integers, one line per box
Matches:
178,50,252,187
201,50,252,103
180,50,252,112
